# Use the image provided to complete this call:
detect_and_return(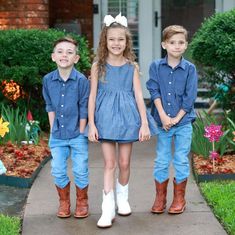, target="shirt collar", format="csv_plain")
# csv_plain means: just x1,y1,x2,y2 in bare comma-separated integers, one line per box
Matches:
161,56,187,70
52,67,77,81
